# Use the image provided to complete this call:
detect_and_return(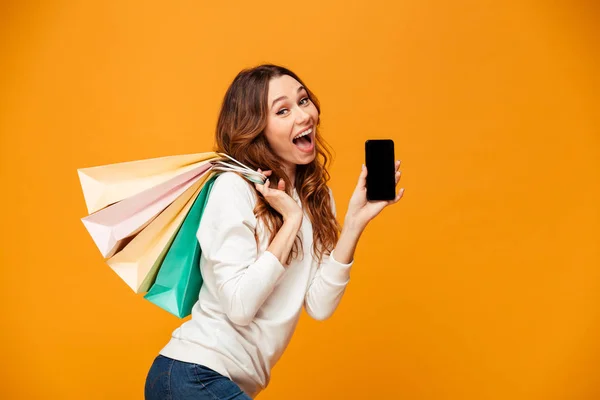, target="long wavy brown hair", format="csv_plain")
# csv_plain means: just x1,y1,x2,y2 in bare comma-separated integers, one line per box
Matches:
214,64,340,265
